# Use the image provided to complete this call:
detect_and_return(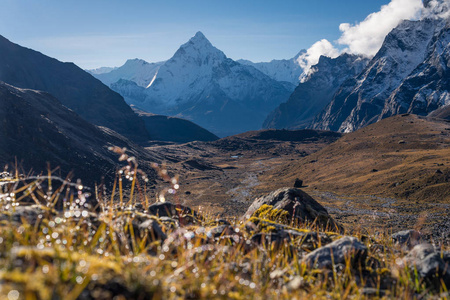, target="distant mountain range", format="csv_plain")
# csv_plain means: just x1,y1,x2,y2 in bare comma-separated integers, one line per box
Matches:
91,32,294,137
263,16,450,132
237,50,305,85
89,59,164,88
